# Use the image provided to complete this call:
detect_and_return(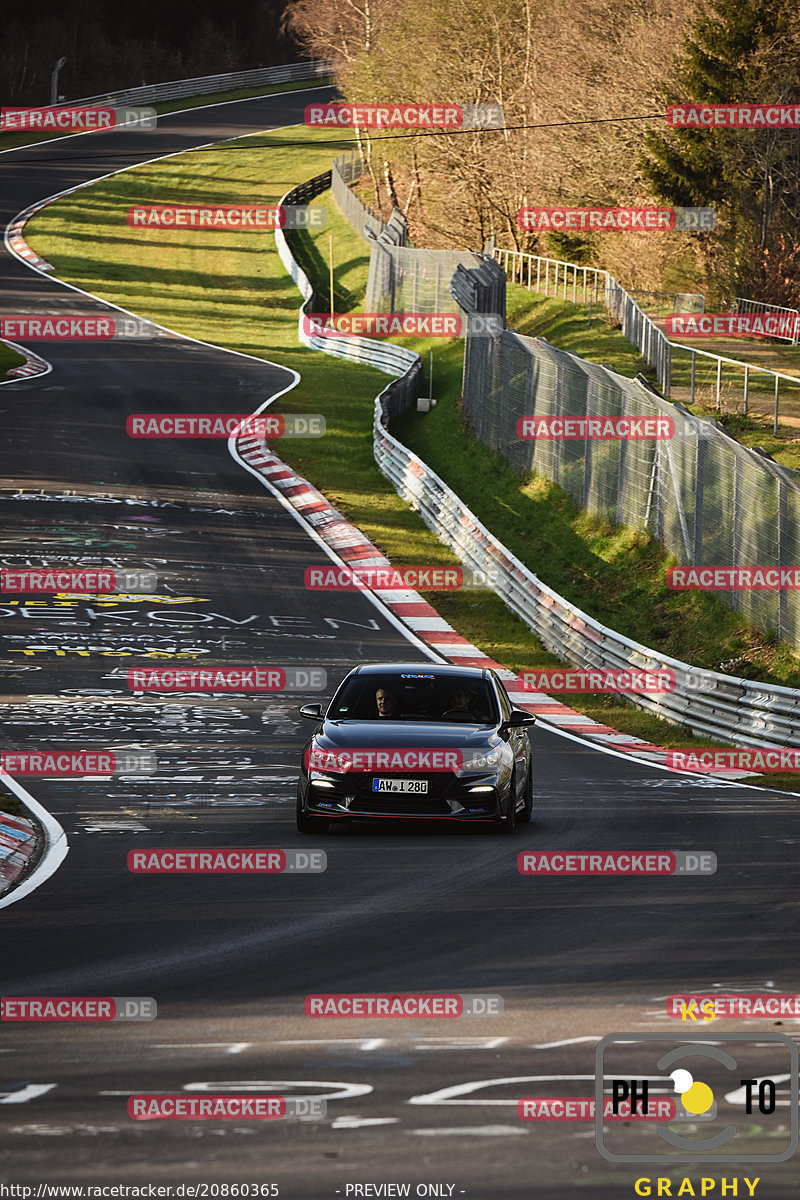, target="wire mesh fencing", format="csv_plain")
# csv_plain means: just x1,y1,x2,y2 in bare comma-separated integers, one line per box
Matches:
332,153,483,314
453,259,800,648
